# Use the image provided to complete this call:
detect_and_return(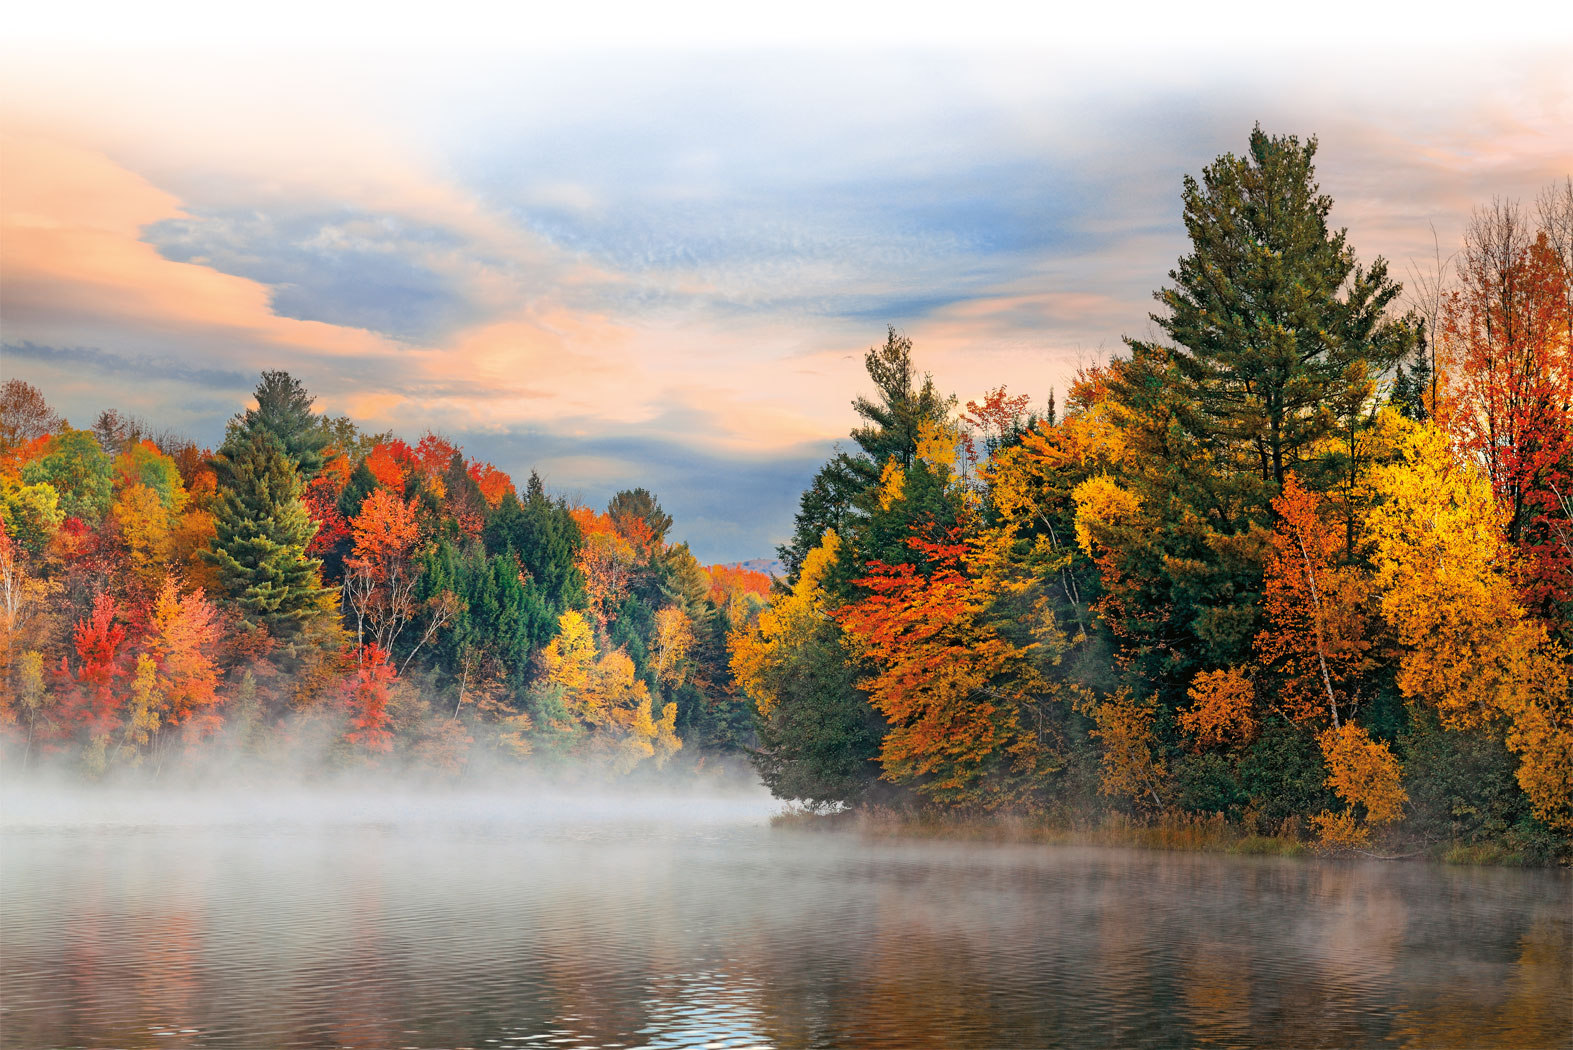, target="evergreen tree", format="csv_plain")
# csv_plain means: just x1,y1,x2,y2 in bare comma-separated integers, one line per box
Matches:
336,459,381,520
848,326,956,483
1390,331,1433,422
484,472,585,614
1131,126,1414,495
204,430,336,646
227,371,331,479
779,328,955,582
778,457,861,582
607,487,673,546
